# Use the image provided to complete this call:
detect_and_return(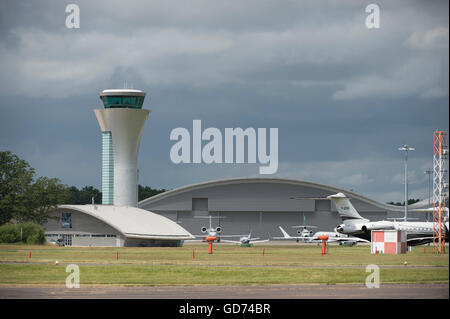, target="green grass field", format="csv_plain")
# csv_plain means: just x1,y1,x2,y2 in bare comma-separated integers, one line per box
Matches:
0,244,448,286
